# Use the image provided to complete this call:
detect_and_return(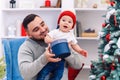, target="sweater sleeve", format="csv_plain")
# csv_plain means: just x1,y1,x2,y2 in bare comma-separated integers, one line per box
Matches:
18,45,48,80
65,50,82,69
